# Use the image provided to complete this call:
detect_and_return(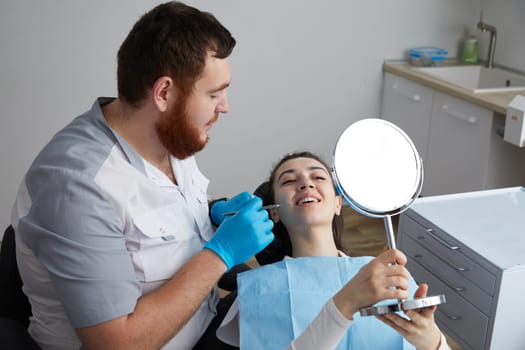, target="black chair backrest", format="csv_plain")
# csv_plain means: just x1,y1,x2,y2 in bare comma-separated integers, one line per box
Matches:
0,226,32,327
253,181,292,265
